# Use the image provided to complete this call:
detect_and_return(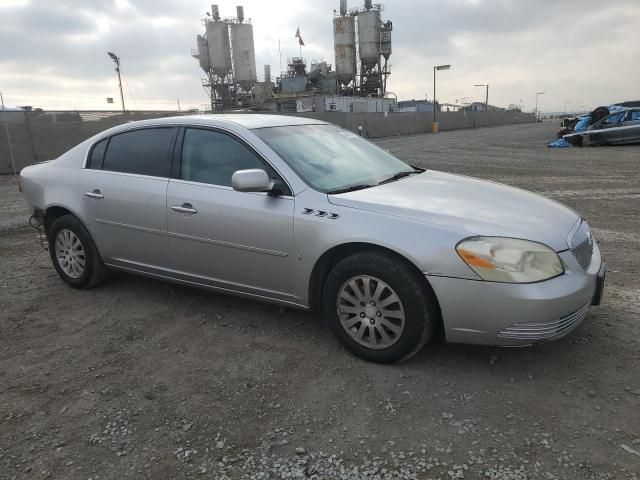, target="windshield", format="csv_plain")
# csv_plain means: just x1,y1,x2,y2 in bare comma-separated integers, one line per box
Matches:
253,124,414,193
